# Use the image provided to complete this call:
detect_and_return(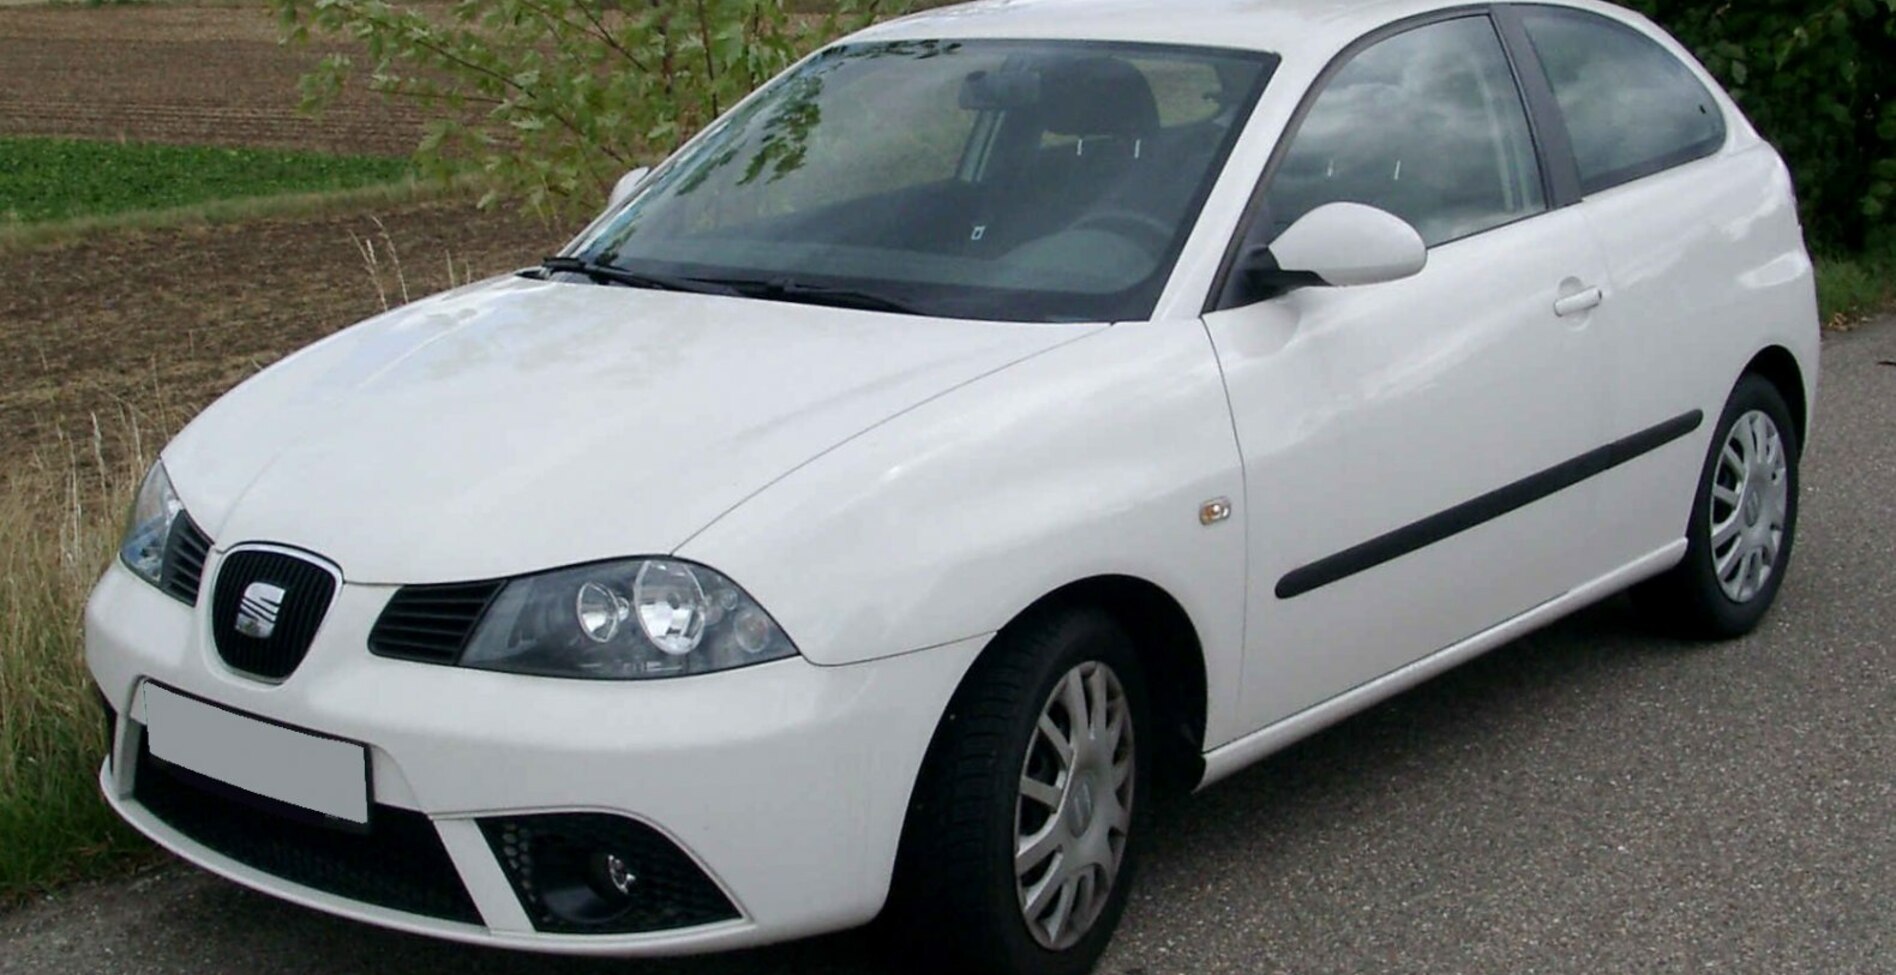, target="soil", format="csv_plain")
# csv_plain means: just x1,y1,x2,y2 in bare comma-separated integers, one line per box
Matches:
0,3,567,477
0,4,426,156
0,202,563,476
